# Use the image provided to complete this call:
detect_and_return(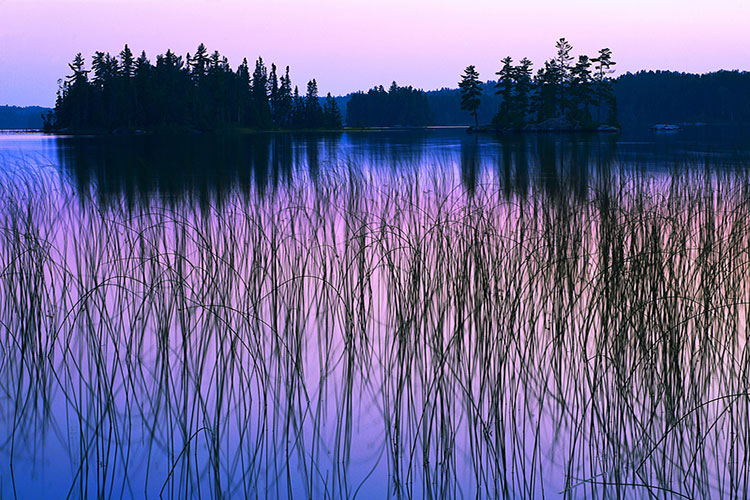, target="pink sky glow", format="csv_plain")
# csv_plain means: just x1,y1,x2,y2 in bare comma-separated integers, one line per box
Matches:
1,0,749,106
